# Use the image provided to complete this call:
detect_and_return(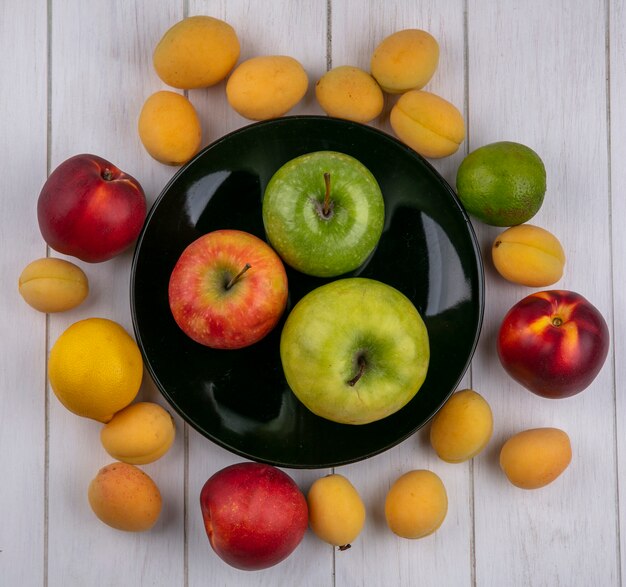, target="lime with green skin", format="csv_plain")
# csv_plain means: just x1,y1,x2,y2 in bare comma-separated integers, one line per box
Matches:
280,277,430,425
456,141,546,226
262,151,384,277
